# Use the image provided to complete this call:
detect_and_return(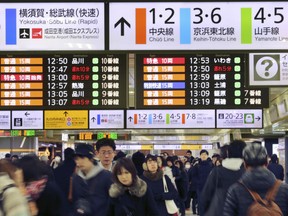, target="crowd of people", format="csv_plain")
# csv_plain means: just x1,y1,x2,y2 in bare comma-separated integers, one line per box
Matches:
0,138,287,216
